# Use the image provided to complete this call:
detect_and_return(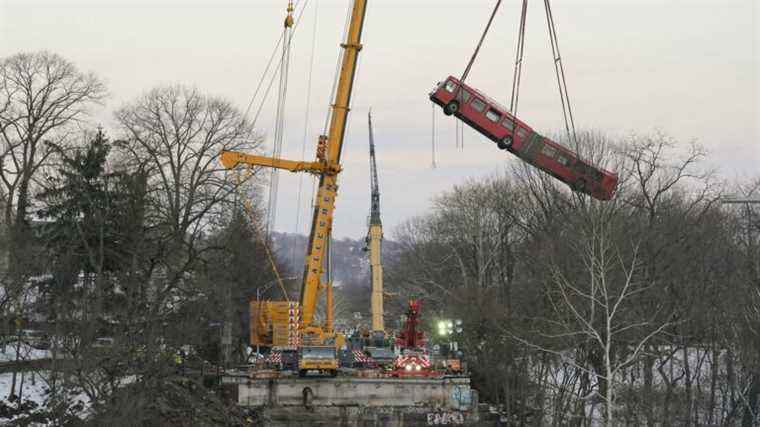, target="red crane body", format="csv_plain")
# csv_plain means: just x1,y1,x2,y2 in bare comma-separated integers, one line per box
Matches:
396,299,427,350
392,299,438,377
